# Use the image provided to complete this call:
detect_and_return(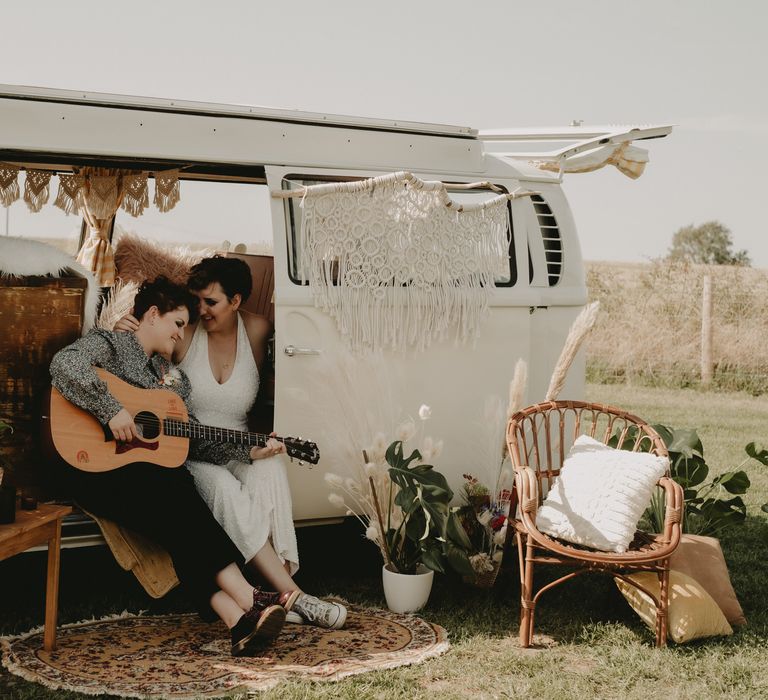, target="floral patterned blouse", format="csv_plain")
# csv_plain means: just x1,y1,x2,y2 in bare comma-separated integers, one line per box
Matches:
50,329,252,465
